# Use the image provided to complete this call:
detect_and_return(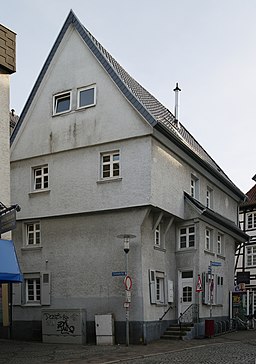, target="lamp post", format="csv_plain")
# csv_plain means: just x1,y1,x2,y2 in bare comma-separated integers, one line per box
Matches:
117,234,136,346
